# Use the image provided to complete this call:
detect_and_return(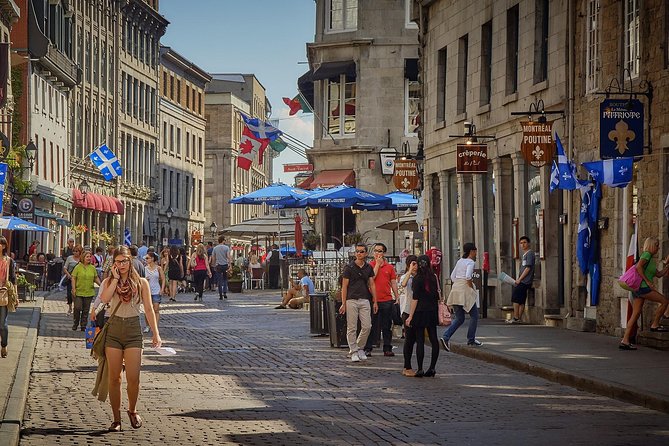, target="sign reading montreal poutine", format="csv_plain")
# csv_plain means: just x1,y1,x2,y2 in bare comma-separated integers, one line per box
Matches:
456,144,488,174
520,120,555,167
393,159,419,192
